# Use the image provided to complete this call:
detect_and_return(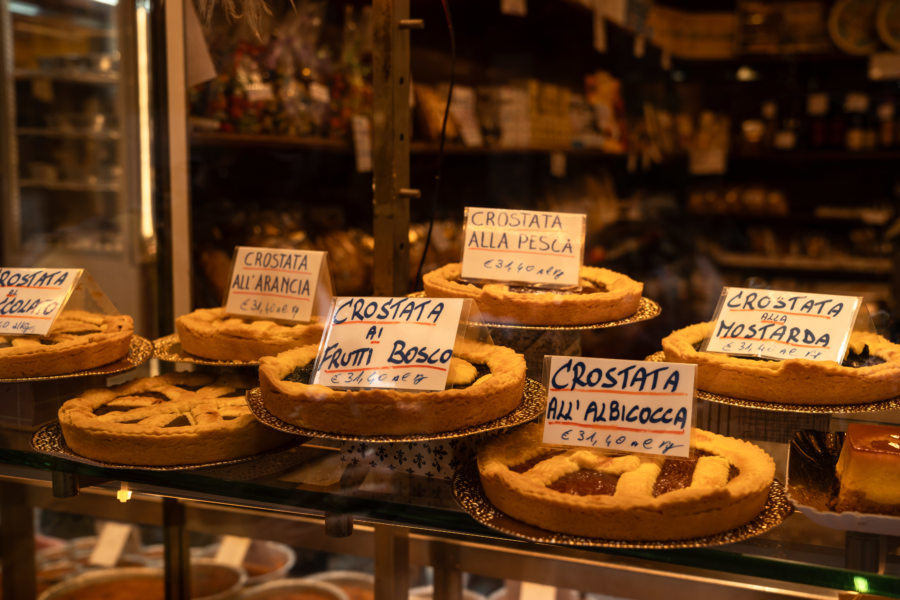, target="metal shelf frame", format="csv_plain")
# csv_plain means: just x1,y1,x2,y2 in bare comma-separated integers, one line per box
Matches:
0,464,853,600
